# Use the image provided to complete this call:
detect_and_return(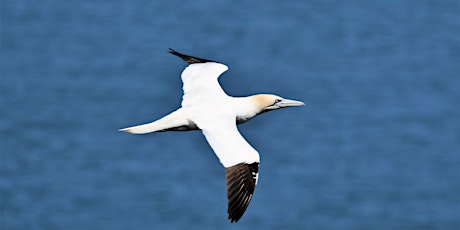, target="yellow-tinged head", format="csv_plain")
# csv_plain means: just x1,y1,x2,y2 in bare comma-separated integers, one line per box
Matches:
250,94,305,111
